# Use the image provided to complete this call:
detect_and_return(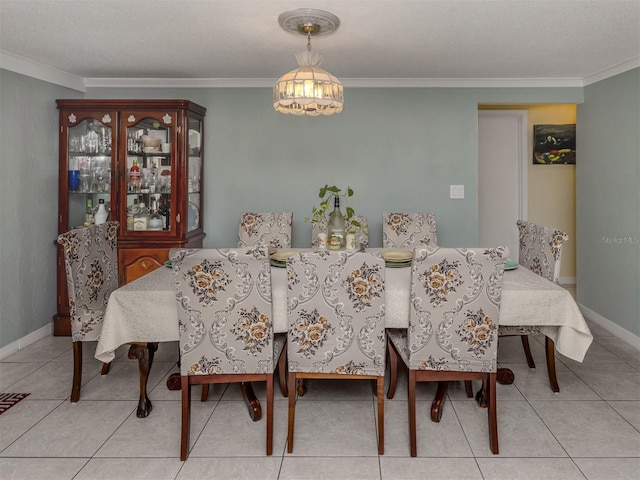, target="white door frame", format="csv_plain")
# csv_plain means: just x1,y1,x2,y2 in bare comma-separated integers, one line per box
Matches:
478,110,528,252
